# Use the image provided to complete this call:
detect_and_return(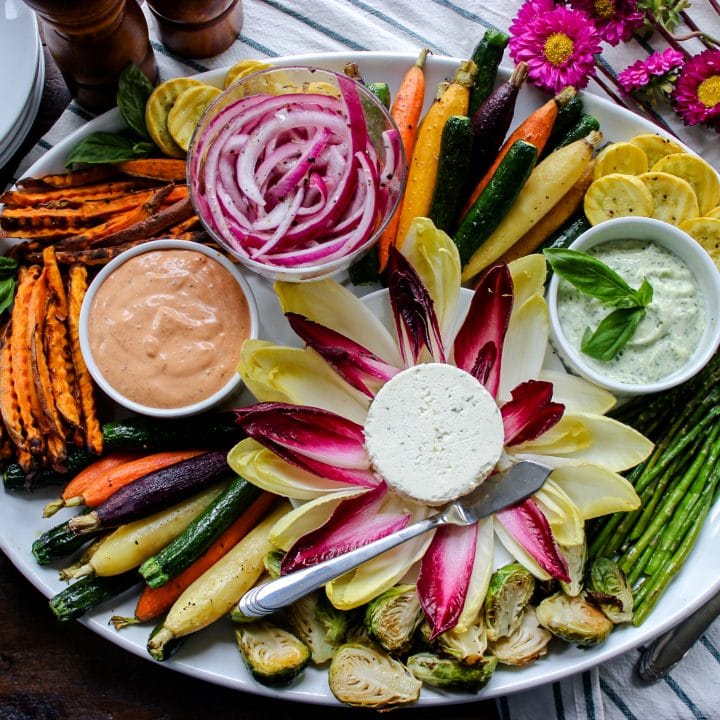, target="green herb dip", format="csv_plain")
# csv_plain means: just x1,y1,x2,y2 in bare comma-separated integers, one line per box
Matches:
557,238,705,384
